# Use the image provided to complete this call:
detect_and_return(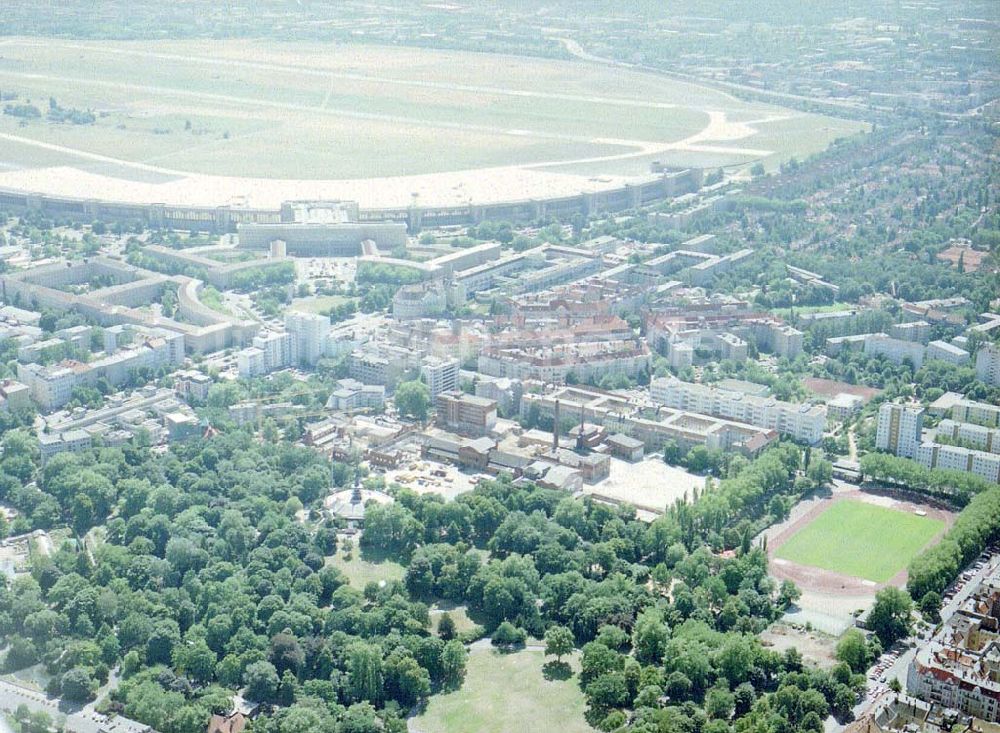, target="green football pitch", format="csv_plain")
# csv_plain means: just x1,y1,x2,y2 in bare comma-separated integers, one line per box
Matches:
774,499,944,583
